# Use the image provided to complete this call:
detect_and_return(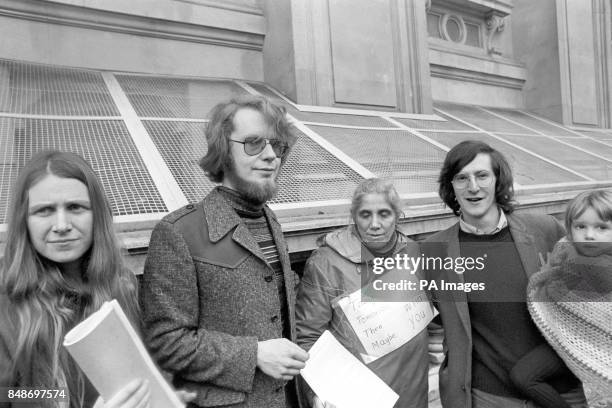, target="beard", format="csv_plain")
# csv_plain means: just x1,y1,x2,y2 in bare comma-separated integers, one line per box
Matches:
224,167,279,205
